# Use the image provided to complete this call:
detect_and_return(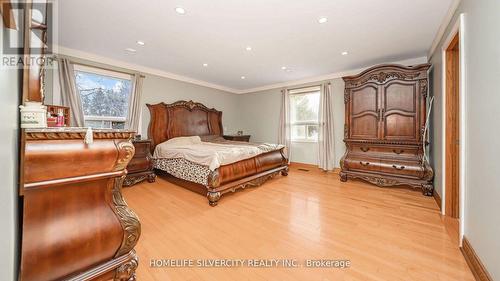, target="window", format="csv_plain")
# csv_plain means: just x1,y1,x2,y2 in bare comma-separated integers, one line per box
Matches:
289,87,320,142
74,65,133,129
